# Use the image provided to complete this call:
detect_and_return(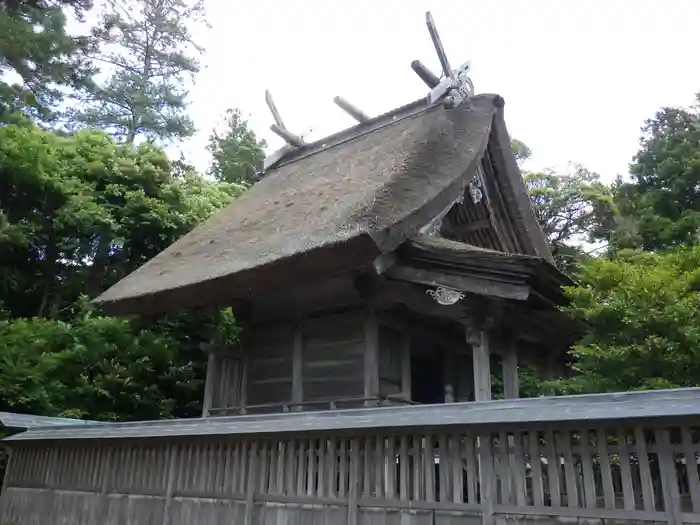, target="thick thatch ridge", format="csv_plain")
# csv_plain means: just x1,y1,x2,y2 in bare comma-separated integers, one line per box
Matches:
94,94,548,316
